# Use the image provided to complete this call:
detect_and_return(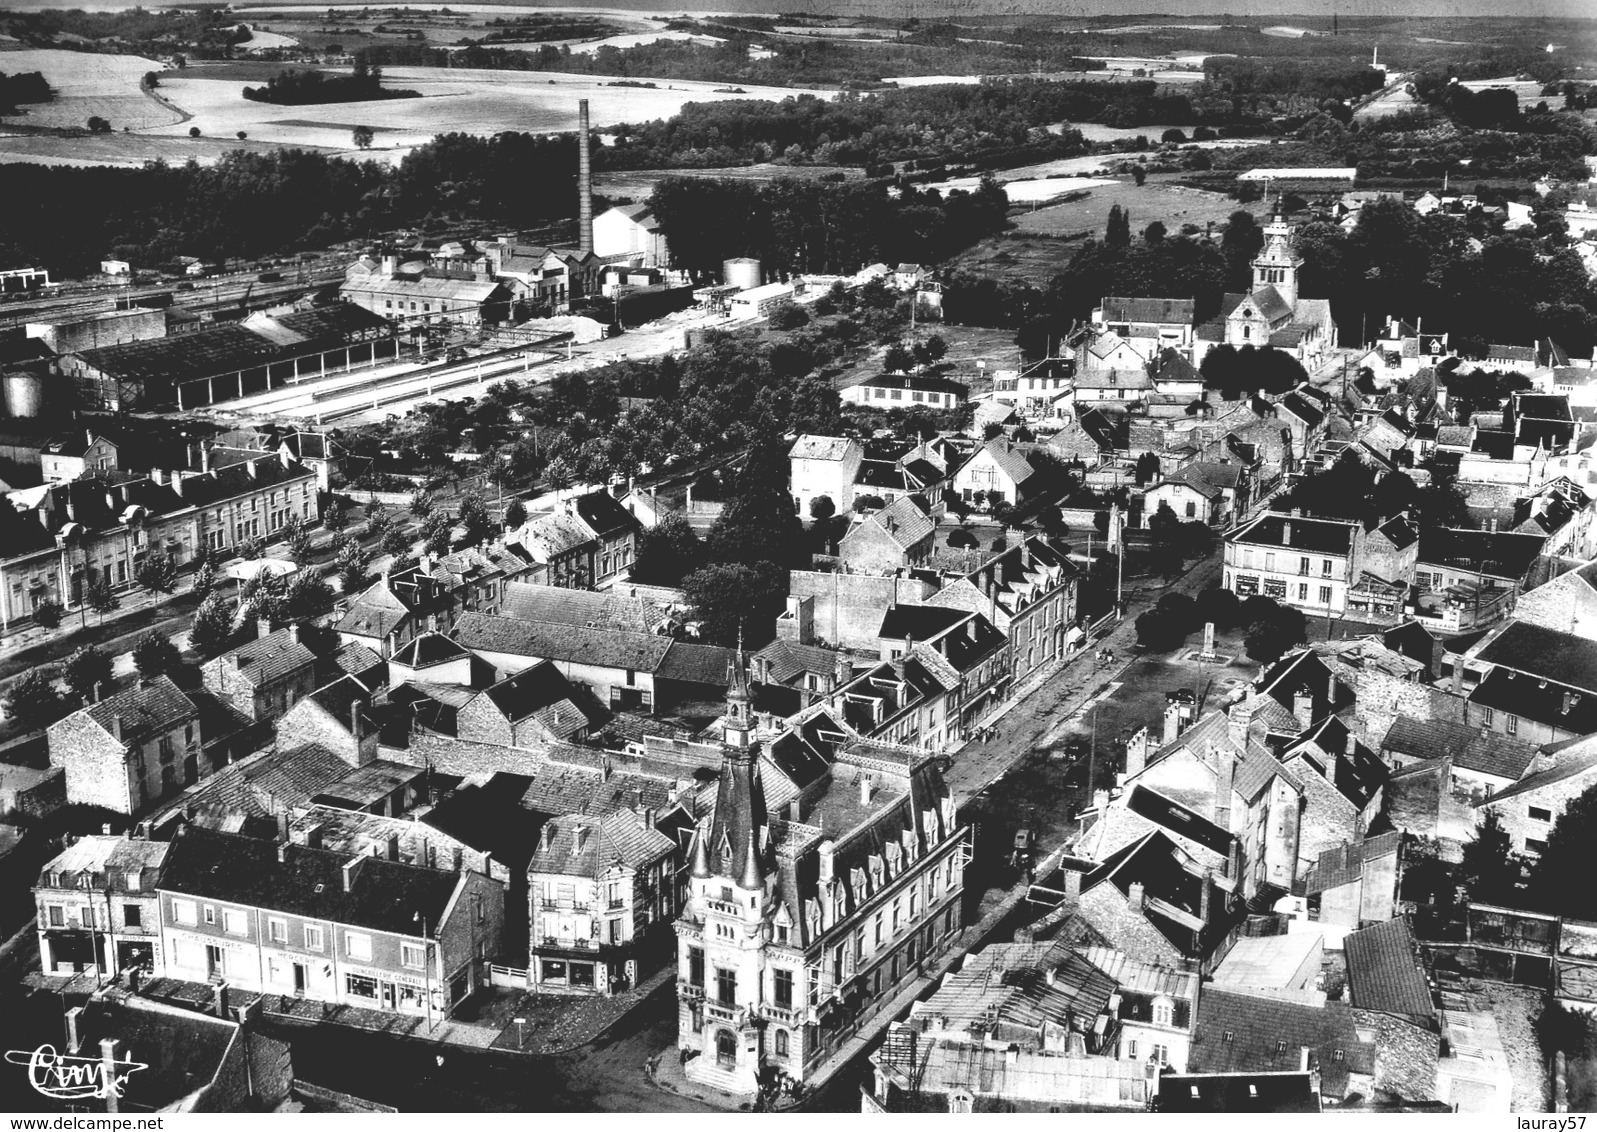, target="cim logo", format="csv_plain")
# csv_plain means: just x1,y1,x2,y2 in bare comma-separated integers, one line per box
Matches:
4,1045,147,1102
